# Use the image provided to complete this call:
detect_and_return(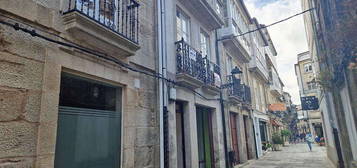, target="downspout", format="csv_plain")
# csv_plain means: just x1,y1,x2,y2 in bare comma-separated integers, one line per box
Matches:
157,0,167,167
215,30,230,168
